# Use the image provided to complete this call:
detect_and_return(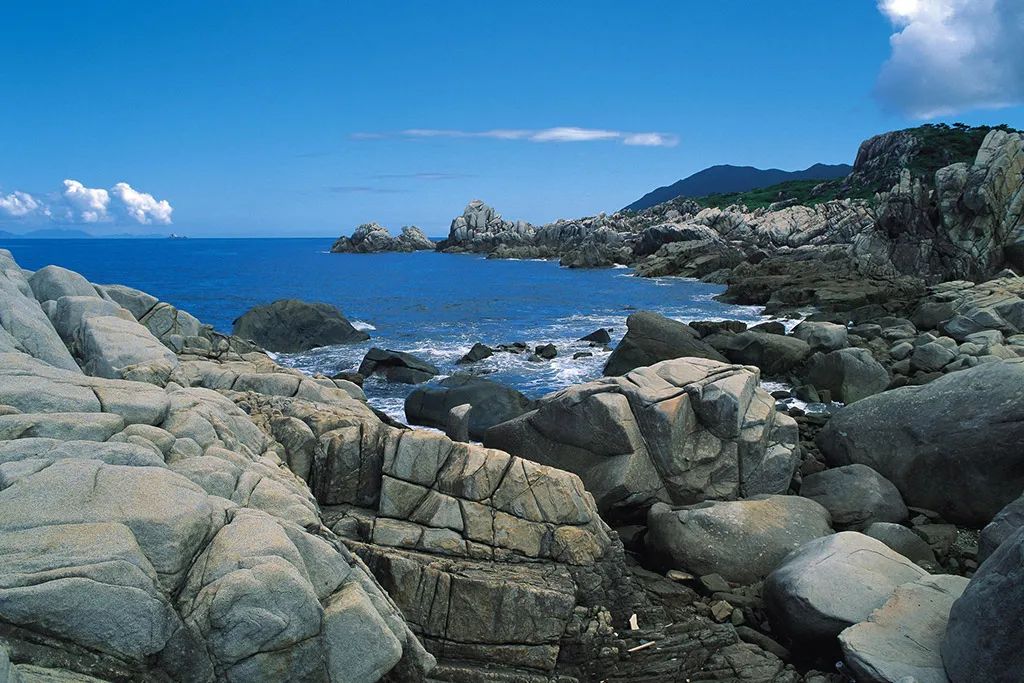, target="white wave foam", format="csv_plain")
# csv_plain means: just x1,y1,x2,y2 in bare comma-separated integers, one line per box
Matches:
351,320,377,331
